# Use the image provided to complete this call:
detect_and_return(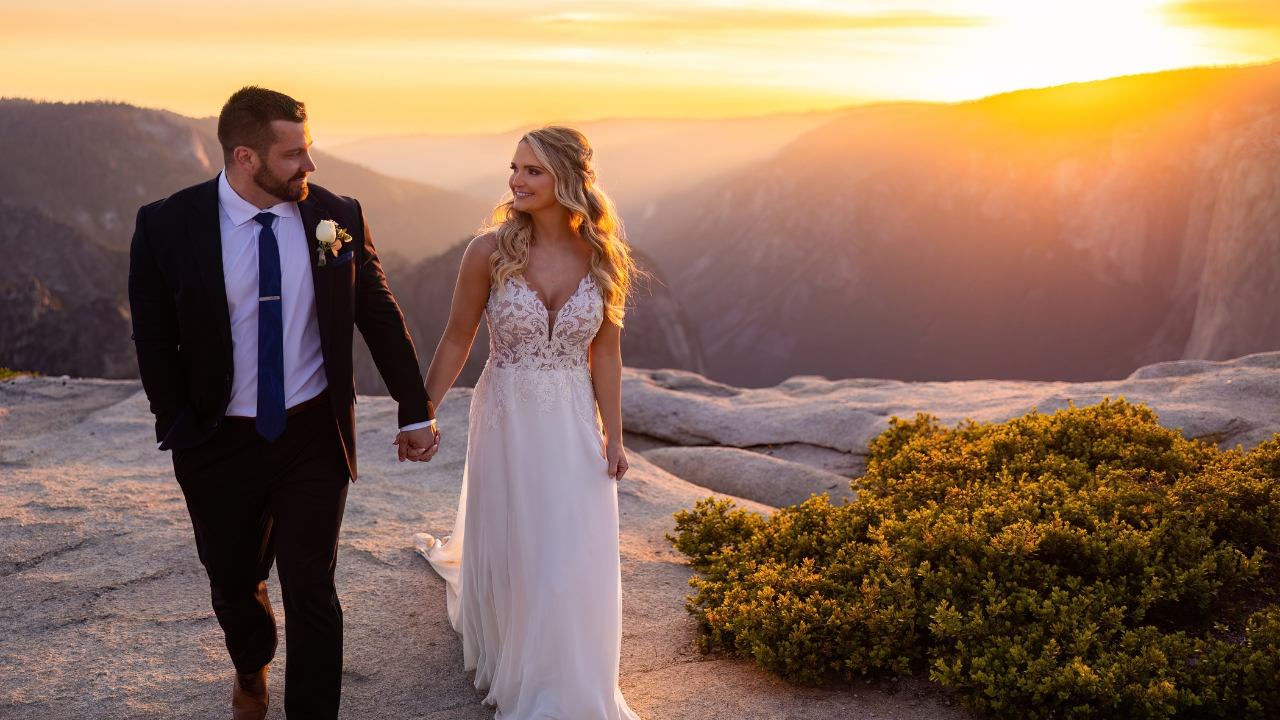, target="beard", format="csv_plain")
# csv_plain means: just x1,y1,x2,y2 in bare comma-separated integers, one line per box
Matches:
253,163,309,203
